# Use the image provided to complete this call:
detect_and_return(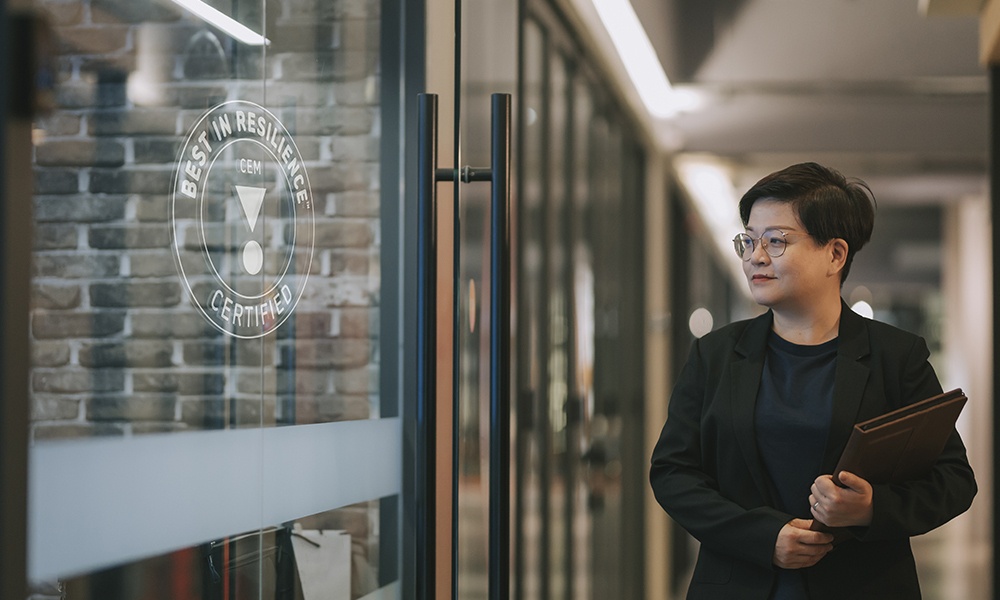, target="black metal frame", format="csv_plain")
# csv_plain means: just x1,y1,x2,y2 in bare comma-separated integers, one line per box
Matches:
389,0,427,596
991,65,1000,600
1,7,34,600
